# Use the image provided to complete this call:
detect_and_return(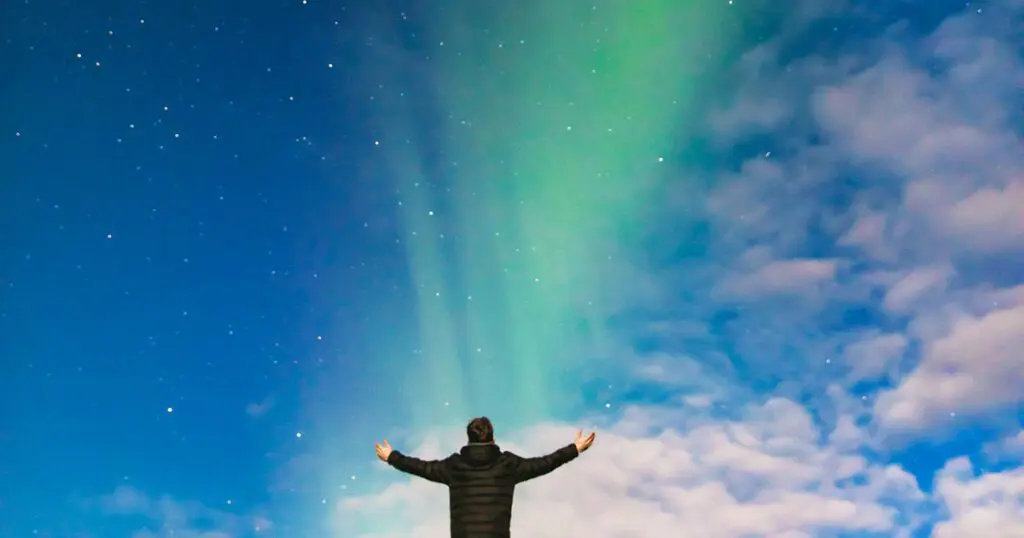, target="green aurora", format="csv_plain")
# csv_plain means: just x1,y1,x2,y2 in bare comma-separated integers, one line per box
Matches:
372,0,734,430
